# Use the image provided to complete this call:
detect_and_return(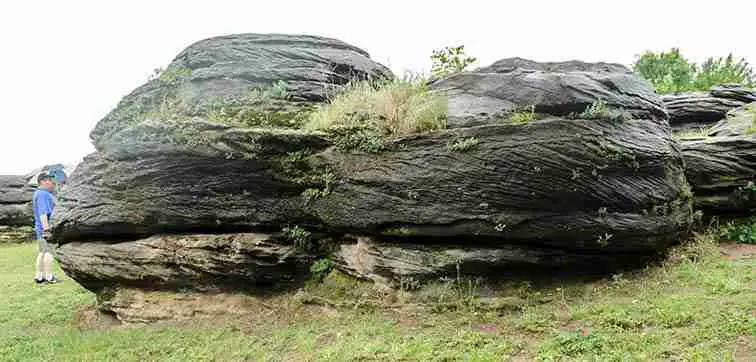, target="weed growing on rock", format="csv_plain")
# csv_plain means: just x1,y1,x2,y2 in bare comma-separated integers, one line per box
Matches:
307,76,447,152
510,105,536,125
446,136,479,152
573,100,631,122
430,45,477,77
309,258,333,281
283,226,312,250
